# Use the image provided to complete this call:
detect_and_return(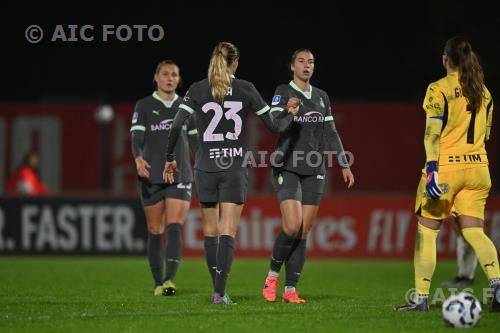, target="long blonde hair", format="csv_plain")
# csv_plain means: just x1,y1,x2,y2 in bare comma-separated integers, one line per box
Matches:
208,42,239,103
